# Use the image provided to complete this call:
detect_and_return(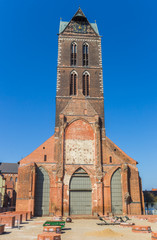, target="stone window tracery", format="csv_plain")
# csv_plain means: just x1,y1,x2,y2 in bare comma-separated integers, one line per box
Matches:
71,42,77,66
83,71,90,96
70,71,77,95
83,42,88,66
